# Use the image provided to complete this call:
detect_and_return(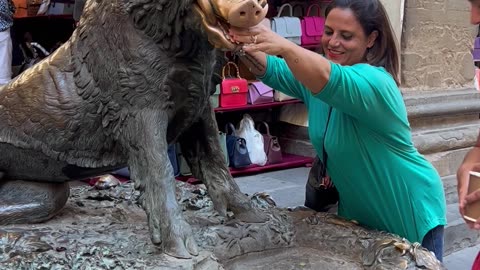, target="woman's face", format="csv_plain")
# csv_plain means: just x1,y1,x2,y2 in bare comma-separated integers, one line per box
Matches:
321,8,377,66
